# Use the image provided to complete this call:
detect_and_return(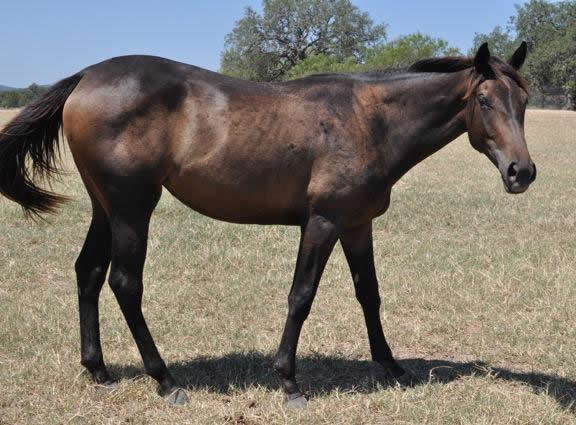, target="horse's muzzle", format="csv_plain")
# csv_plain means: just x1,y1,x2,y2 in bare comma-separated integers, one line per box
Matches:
504,161,536,193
